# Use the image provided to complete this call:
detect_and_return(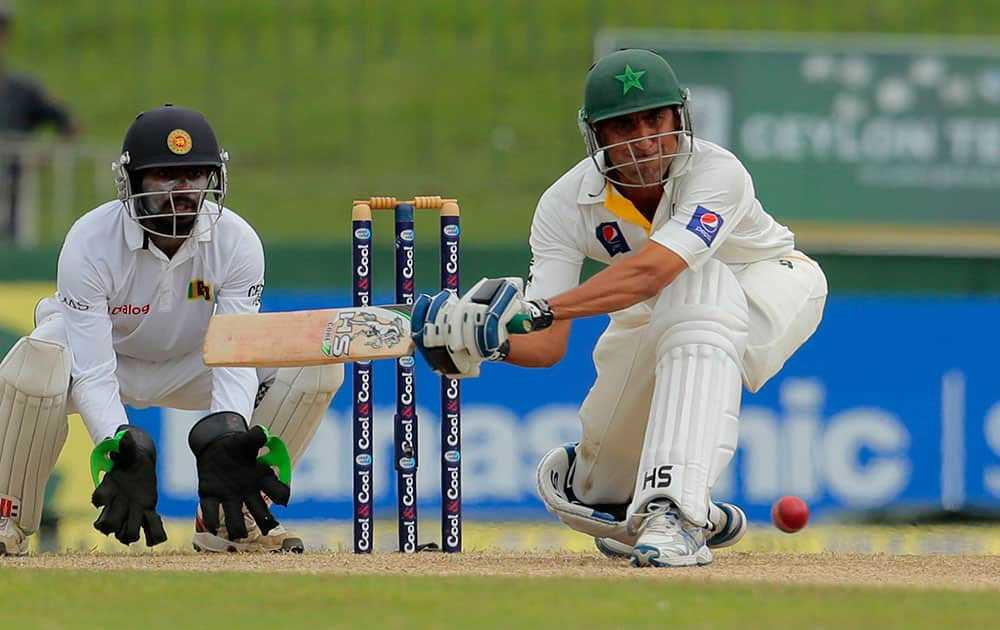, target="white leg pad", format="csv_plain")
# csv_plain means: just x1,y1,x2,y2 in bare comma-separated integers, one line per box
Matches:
630,260,747,527
250,365,344,465
0,337,71,533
